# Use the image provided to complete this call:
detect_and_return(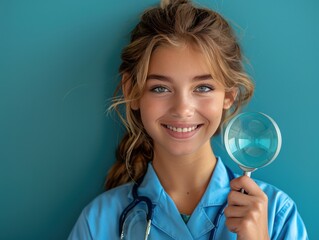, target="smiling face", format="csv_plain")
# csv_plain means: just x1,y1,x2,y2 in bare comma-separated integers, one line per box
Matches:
136,43,236,159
